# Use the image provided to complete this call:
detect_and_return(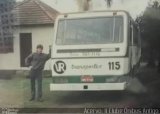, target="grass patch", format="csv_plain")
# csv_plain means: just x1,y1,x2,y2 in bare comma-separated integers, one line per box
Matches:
0,76,69,108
